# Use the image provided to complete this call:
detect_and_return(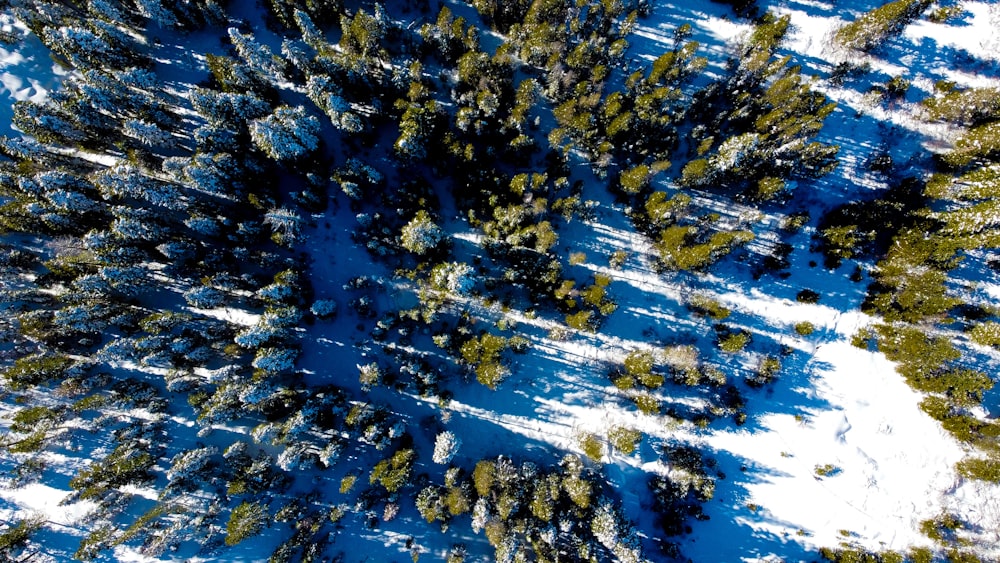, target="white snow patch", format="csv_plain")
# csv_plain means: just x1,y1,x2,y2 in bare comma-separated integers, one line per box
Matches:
703,340,964,553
